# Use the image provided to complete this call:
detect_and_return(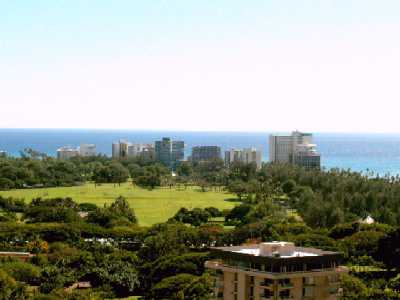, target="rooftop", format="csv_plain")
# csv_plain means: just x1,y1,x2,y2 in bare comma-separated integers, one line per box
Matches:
211,242,339,260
